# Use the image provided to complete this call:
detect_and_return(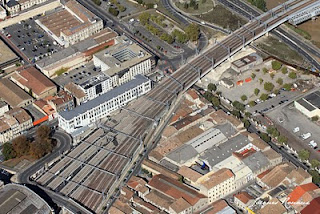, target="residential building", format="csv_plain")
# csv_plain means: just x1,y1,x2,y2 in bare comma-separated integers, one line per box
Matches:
0,78,33,108
231,53,262,73
294,90,320,118
257,198,286,214
0,40,19,69
0,108,32,143
219,78,234,89
0,101,9,117
10,67,57,99
198,168,235,203
146,174,208,213
4,0,49,15
200,199,236,214
58,75,151,133
0,5,6,20
234,192,255,211
127,176,149,198
33,99,56,120
301,197,320,214
0,183,53,214
45,90,74,113
64,82,86,106
287,183,320,213
93,38,153,86
35,0,103,47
